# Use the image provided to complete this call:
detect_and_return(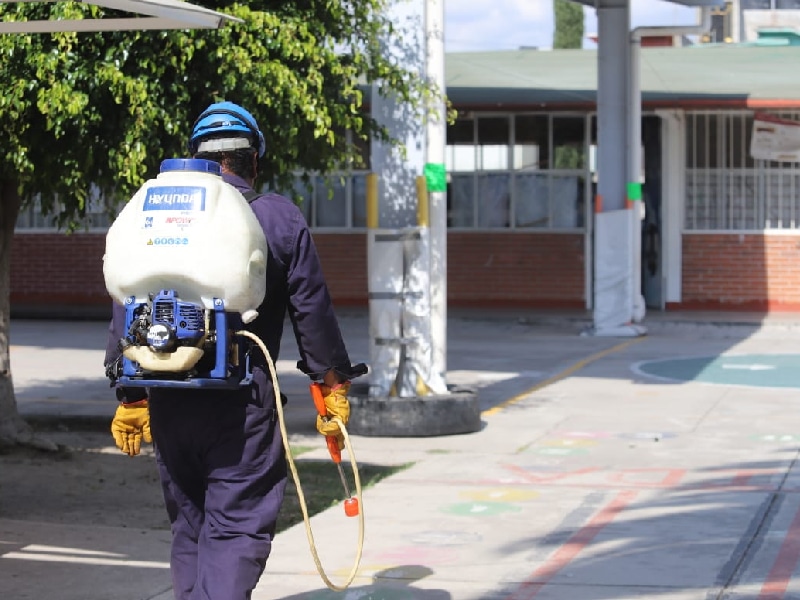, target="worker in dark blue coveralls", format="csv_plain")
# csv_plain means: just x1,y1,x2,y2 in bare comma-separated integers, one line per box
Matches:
104,101,364,600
